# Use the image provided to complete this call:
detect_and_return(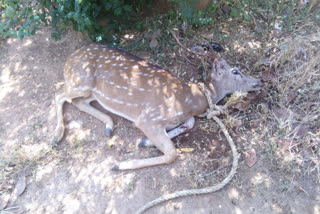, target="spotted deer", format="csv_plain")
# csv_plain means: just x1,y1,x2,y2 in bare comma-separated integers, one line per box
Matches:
51,43,262,170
